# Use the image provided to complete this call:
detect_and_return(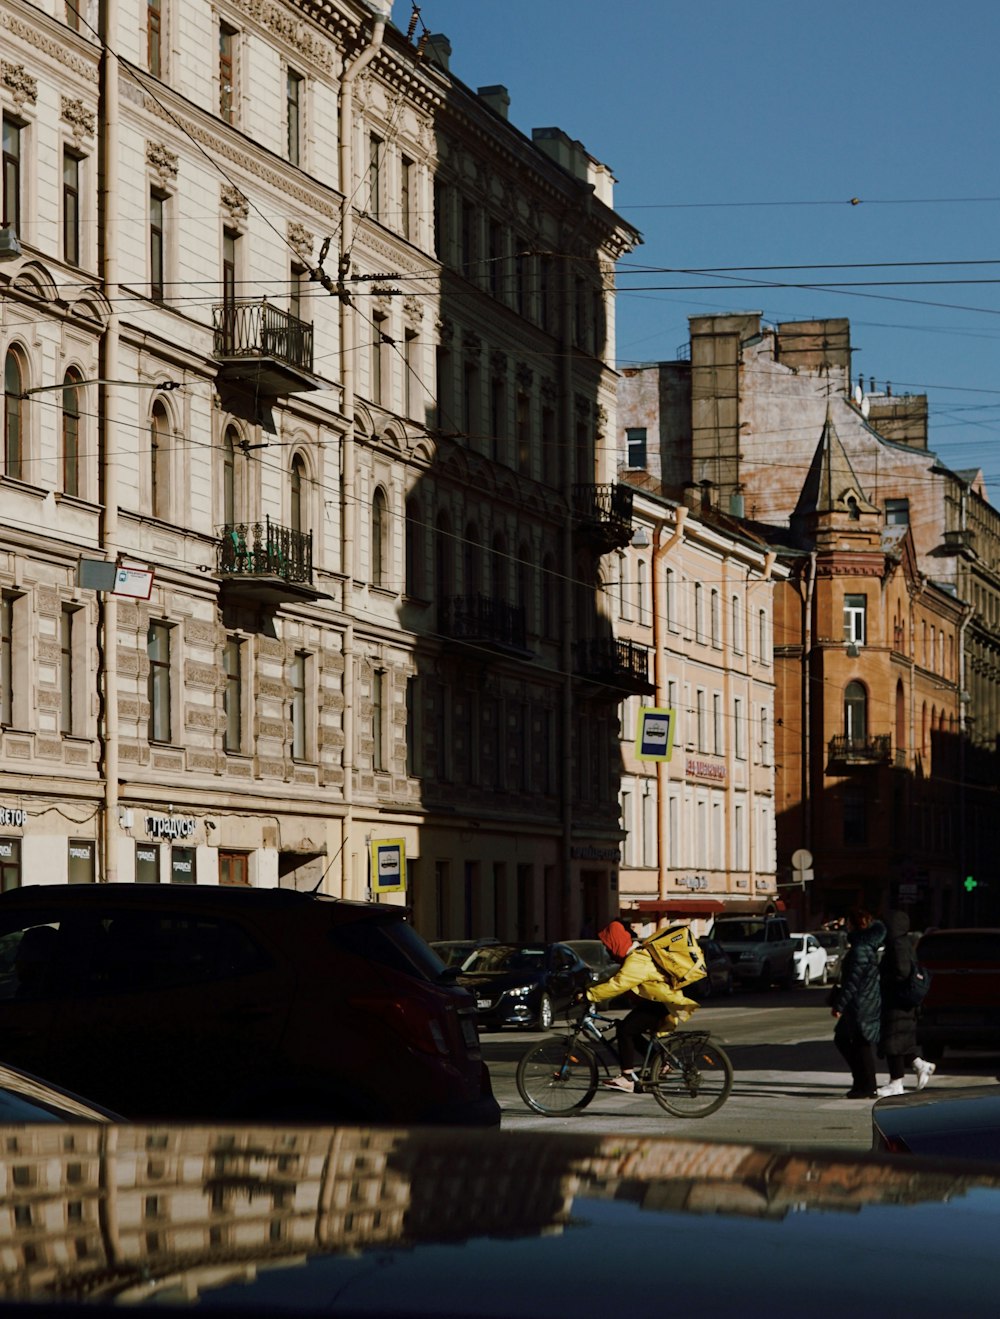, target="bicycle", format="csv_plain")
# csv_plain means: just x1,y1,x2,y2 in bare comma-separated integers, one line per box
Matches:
515,1009,733,1118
